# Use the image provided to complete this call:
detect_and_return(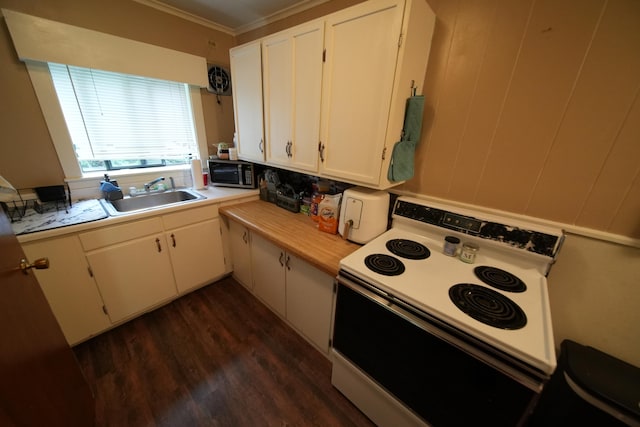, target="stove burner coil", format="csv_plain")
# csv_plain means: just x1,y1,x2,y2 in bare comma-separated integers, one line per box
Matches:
385,239,430,260
449,284,527,330
474,266,527,293
364,254,405,276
